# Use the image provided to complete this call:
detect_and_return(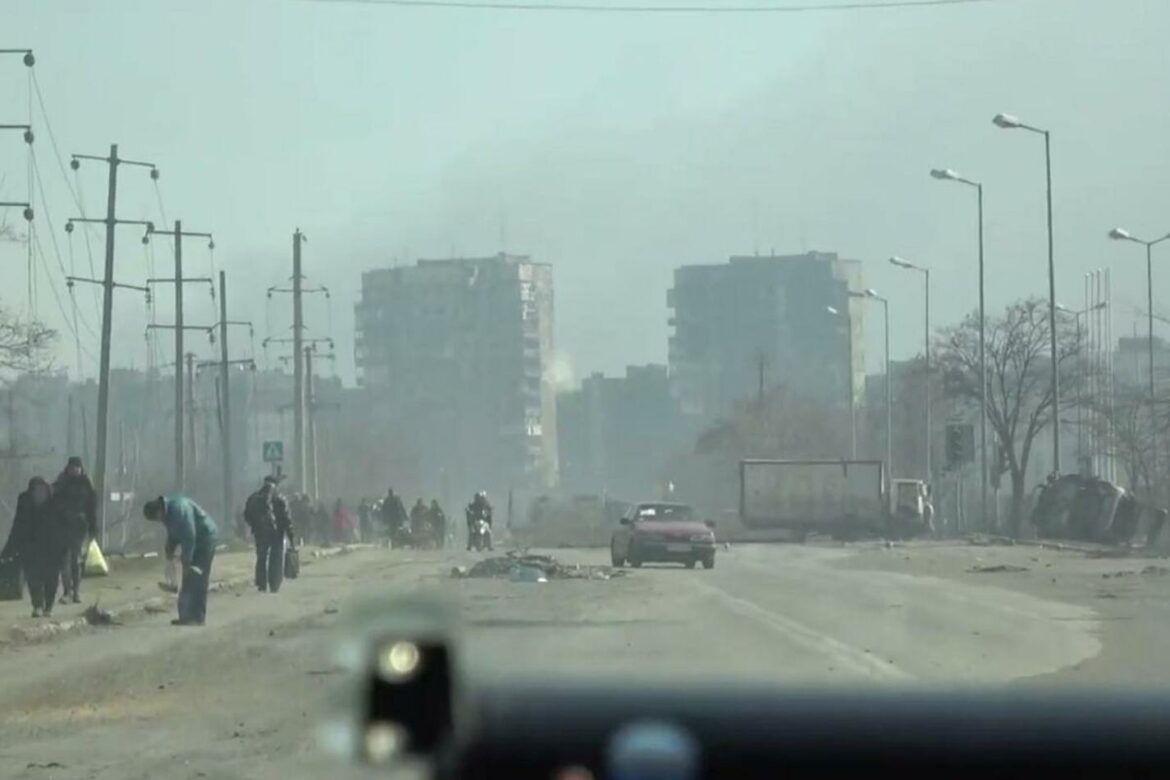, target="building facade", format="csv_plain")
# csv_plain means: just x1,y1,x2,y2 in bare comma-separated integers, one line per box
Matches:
354,254,557,503
557,364,678,501
667,251,864,425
